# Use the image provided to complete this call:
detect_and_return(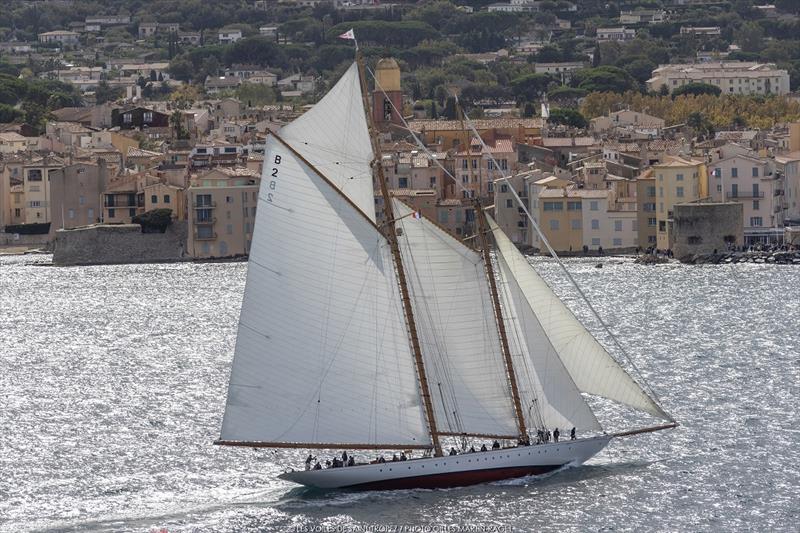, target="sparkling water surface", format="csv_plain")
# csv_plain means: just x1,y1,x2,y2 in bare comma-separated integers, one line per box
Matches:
1,254,798,532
